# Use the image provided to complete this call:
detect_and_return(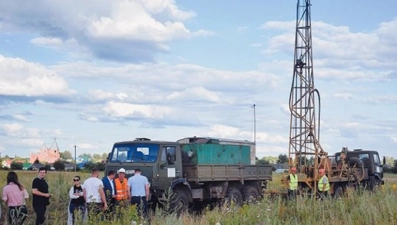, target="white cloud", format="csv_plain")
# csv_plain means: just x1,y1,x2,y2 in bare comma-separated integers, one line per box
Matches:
2,123,26,136
30,37,63,48
0,123,62,152
256,146,287,157
0,0,208,62
53,62,280,95
1,123,61,138
0,56,73,97
368,95,397,104
260,20,397,81
166,87,224,103
260,21,294,31
103,101,173,119
13,114,29,122
87,90,129,102
333,93,353,100
77,143,98,150
207,125,242,138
